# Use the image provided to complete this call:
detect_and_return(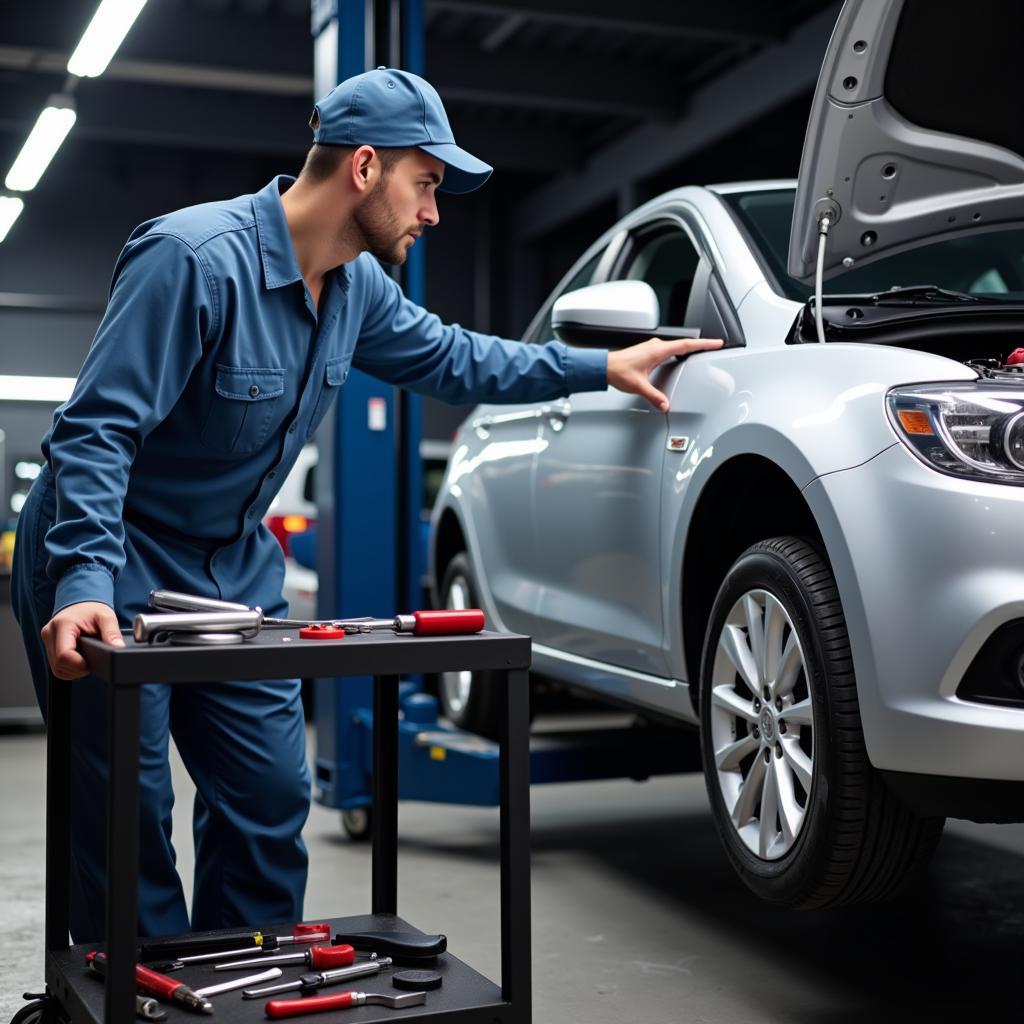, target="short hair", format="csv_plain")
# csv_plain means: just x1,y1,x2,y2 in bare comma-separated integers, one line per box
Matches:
300,144,413,183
